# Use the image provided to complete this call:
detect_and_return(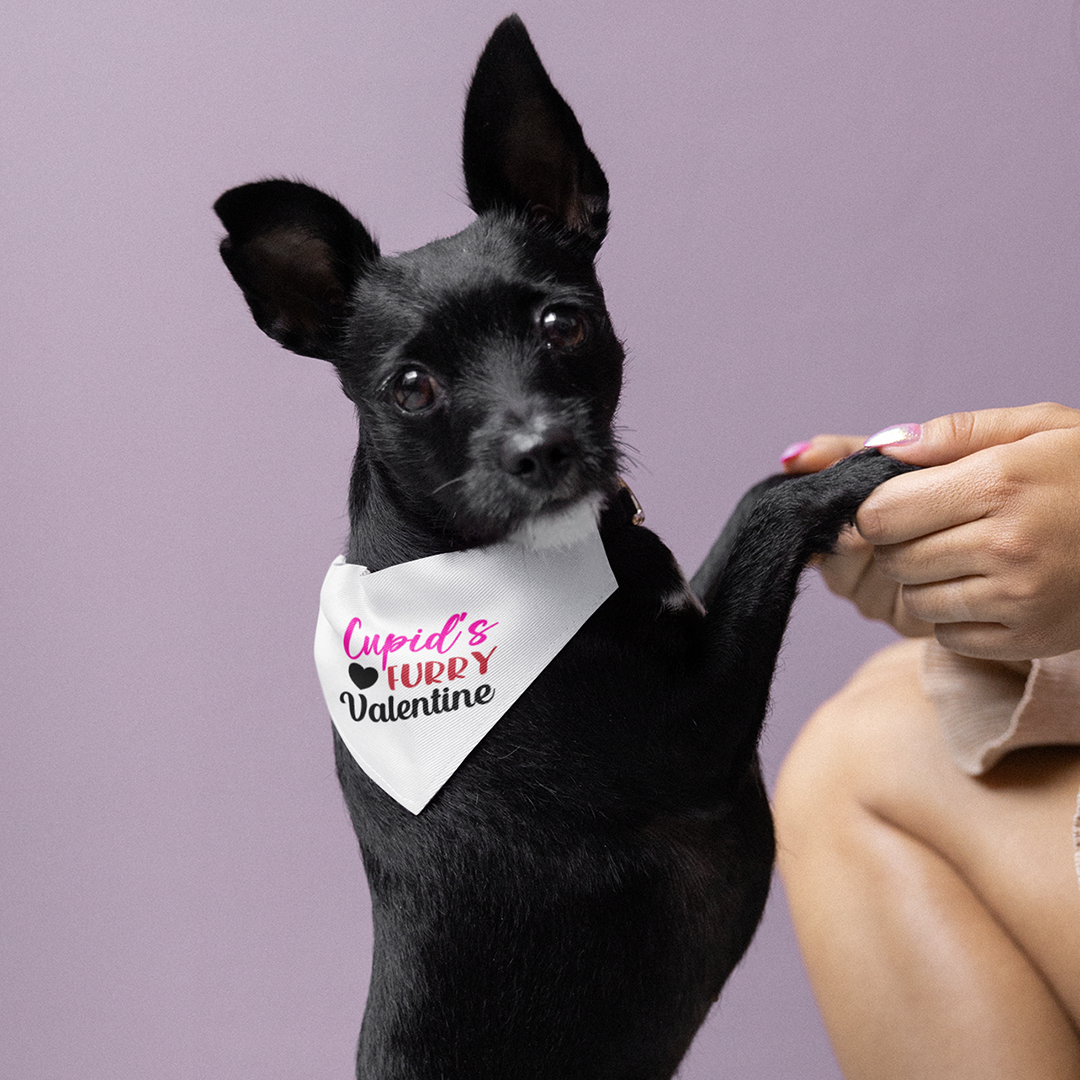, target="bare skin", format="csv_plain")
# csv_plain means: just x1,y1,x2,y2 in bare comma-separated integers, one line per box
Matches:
785,404,1080,661
773,405,1080,1078
776,641,1080,1079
